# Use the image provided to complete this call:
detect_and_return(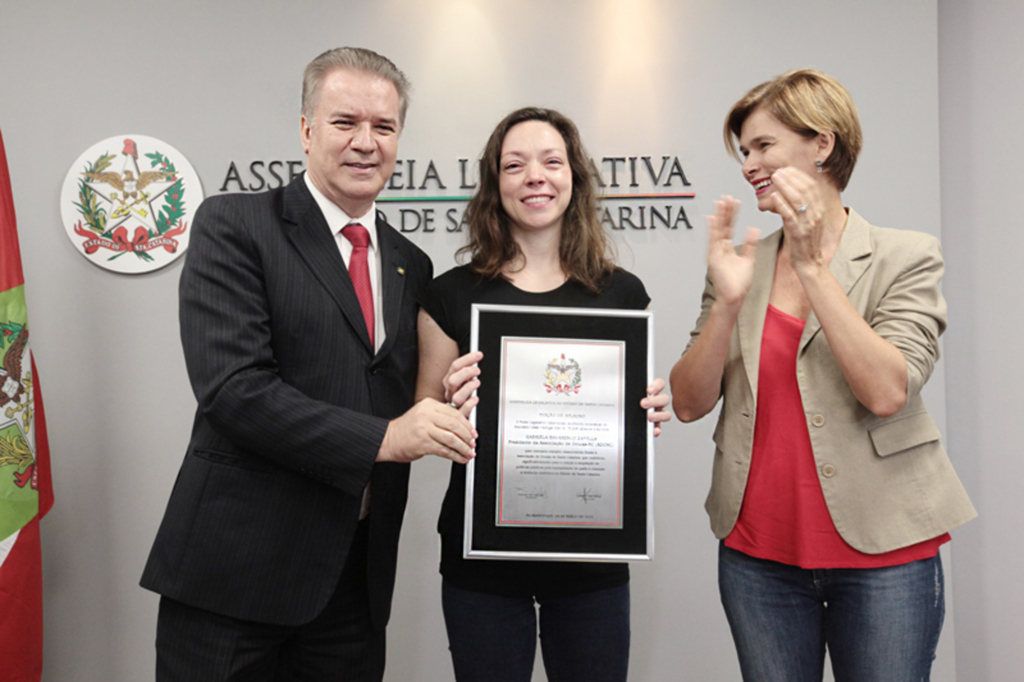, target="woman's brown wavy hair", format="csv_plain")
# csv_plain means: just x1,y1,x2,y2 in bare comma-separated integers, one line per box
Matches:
458,107,616,293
